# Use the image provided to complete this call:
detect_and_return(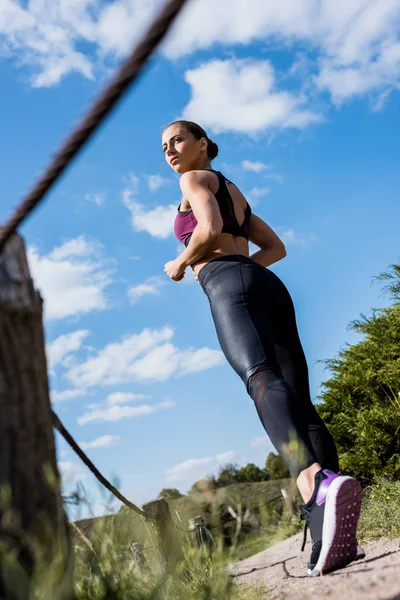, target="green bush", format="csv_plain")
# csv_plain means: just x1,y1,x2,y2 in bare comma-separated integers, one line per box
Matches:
317,263,400,484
